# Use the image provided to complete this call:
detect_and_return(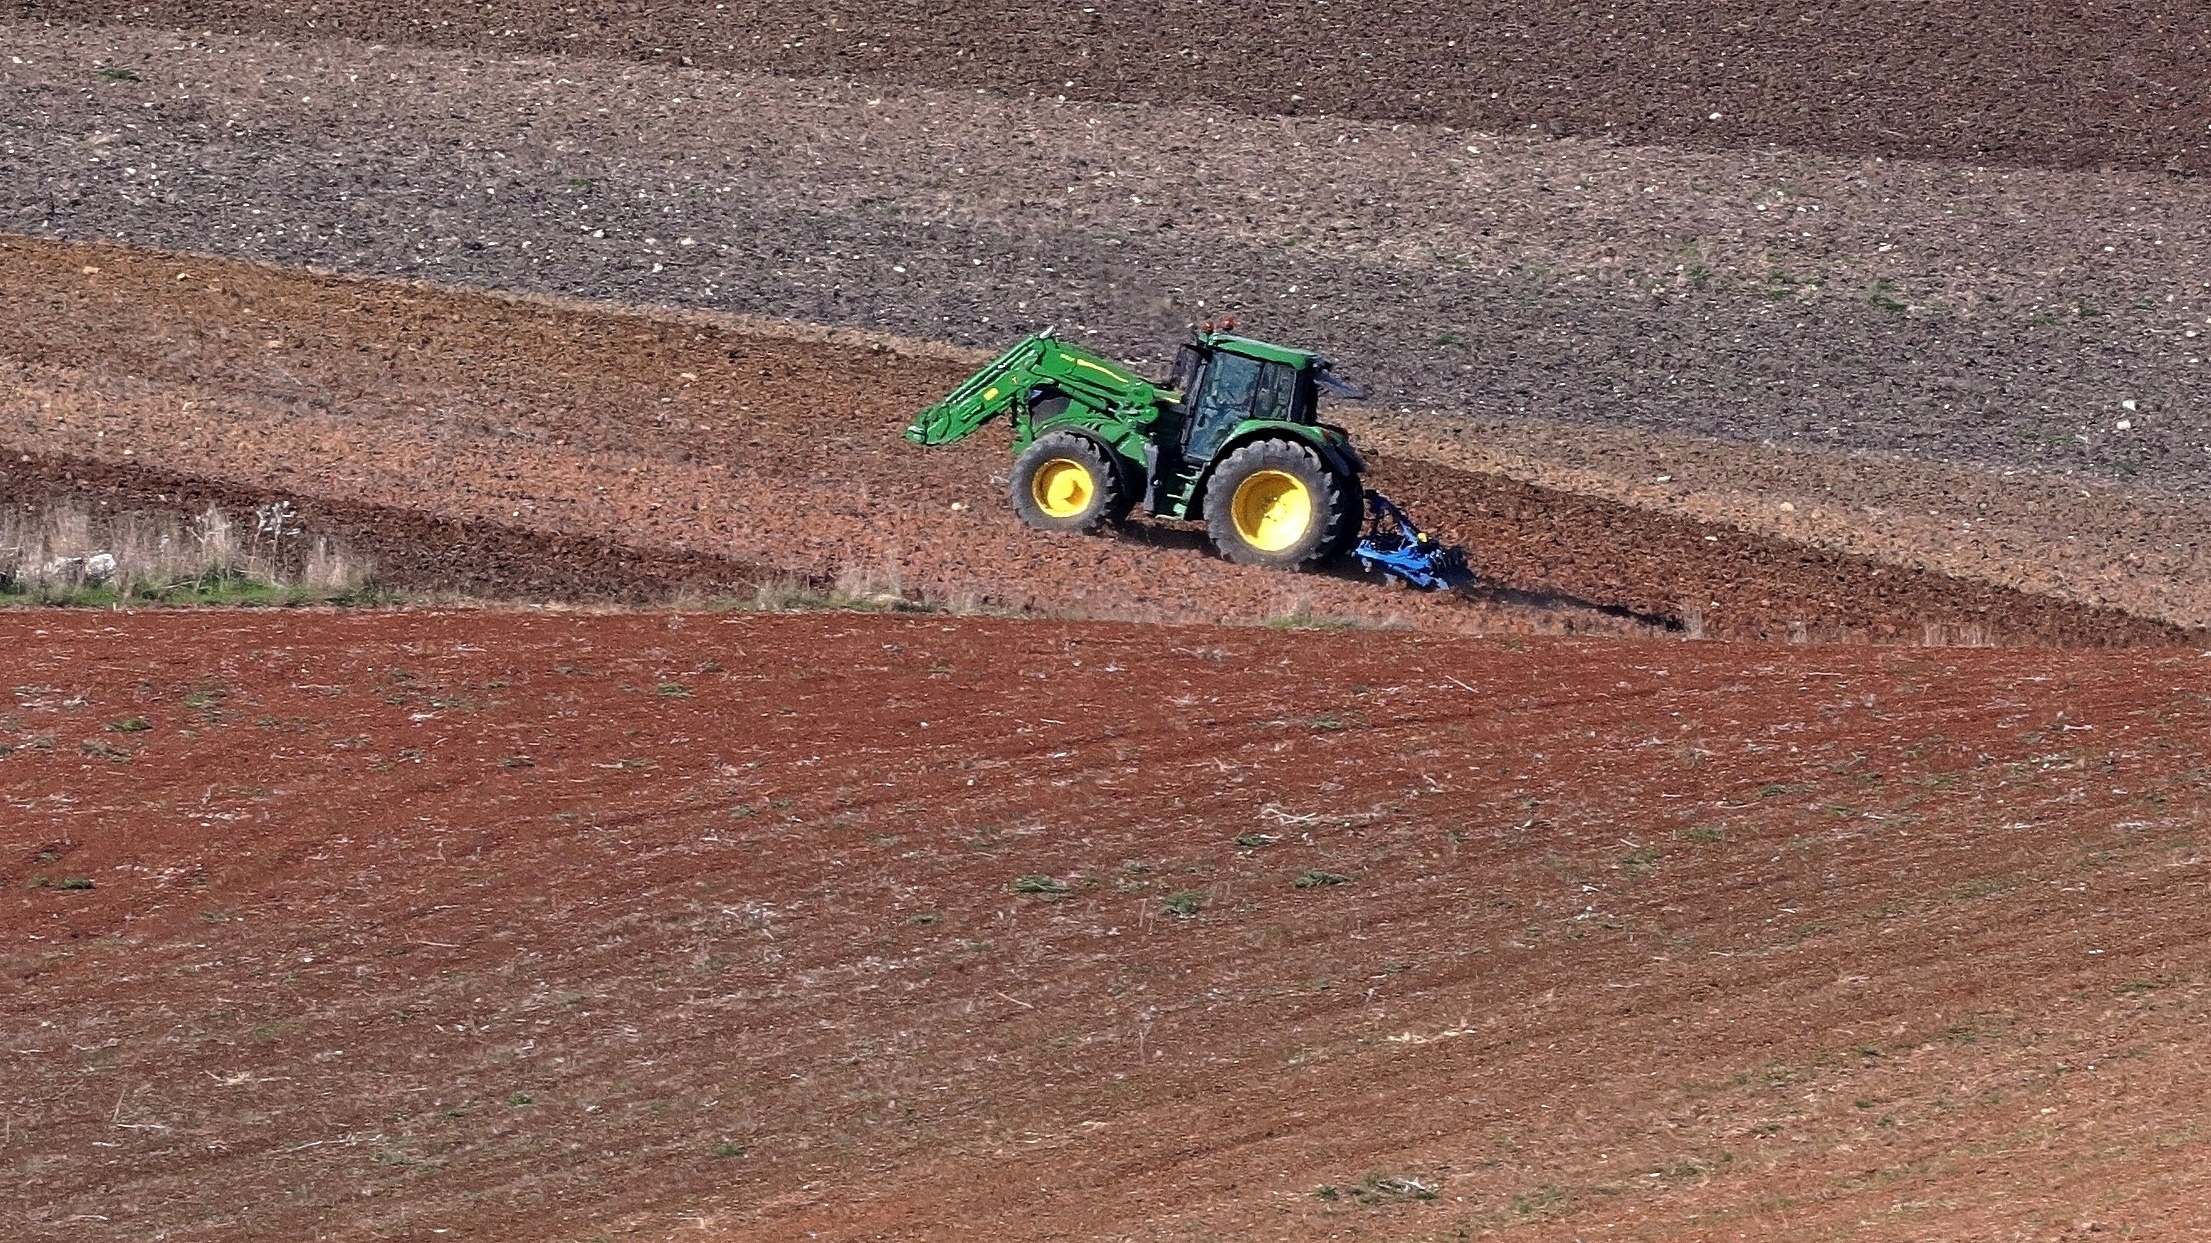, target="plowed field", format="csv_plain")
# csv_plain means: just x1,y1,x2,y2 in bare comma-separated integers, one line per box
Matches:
5,235,2199,644
6,4,2211,1240
6,610,2211,1242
